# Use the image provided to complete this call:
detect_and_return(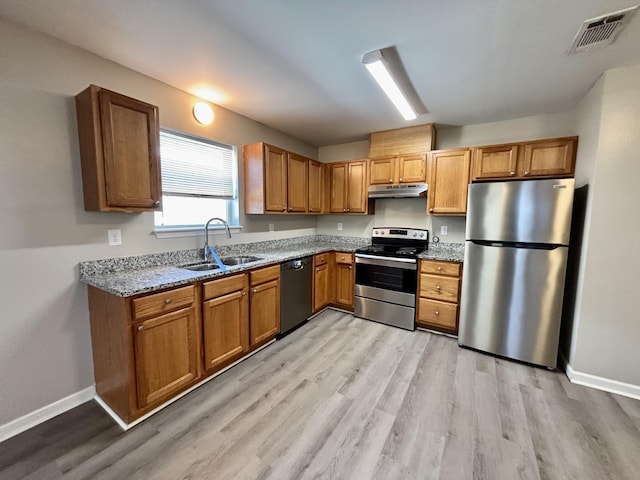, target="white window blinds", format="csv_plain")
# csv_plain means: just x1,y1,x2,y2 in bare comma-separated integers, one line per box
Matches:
159,130,235,199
